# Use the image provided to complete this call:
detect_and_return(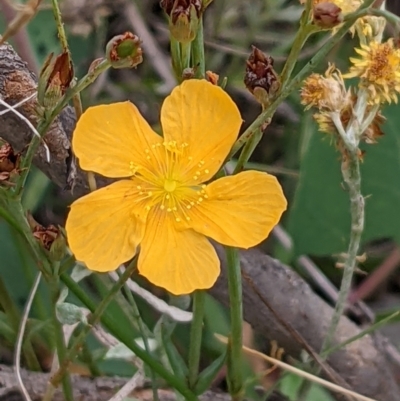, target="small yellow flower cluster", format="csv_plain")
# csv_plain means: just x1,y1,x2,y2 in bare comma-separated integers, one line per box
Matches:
301,64,385,144
345,39,400,104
